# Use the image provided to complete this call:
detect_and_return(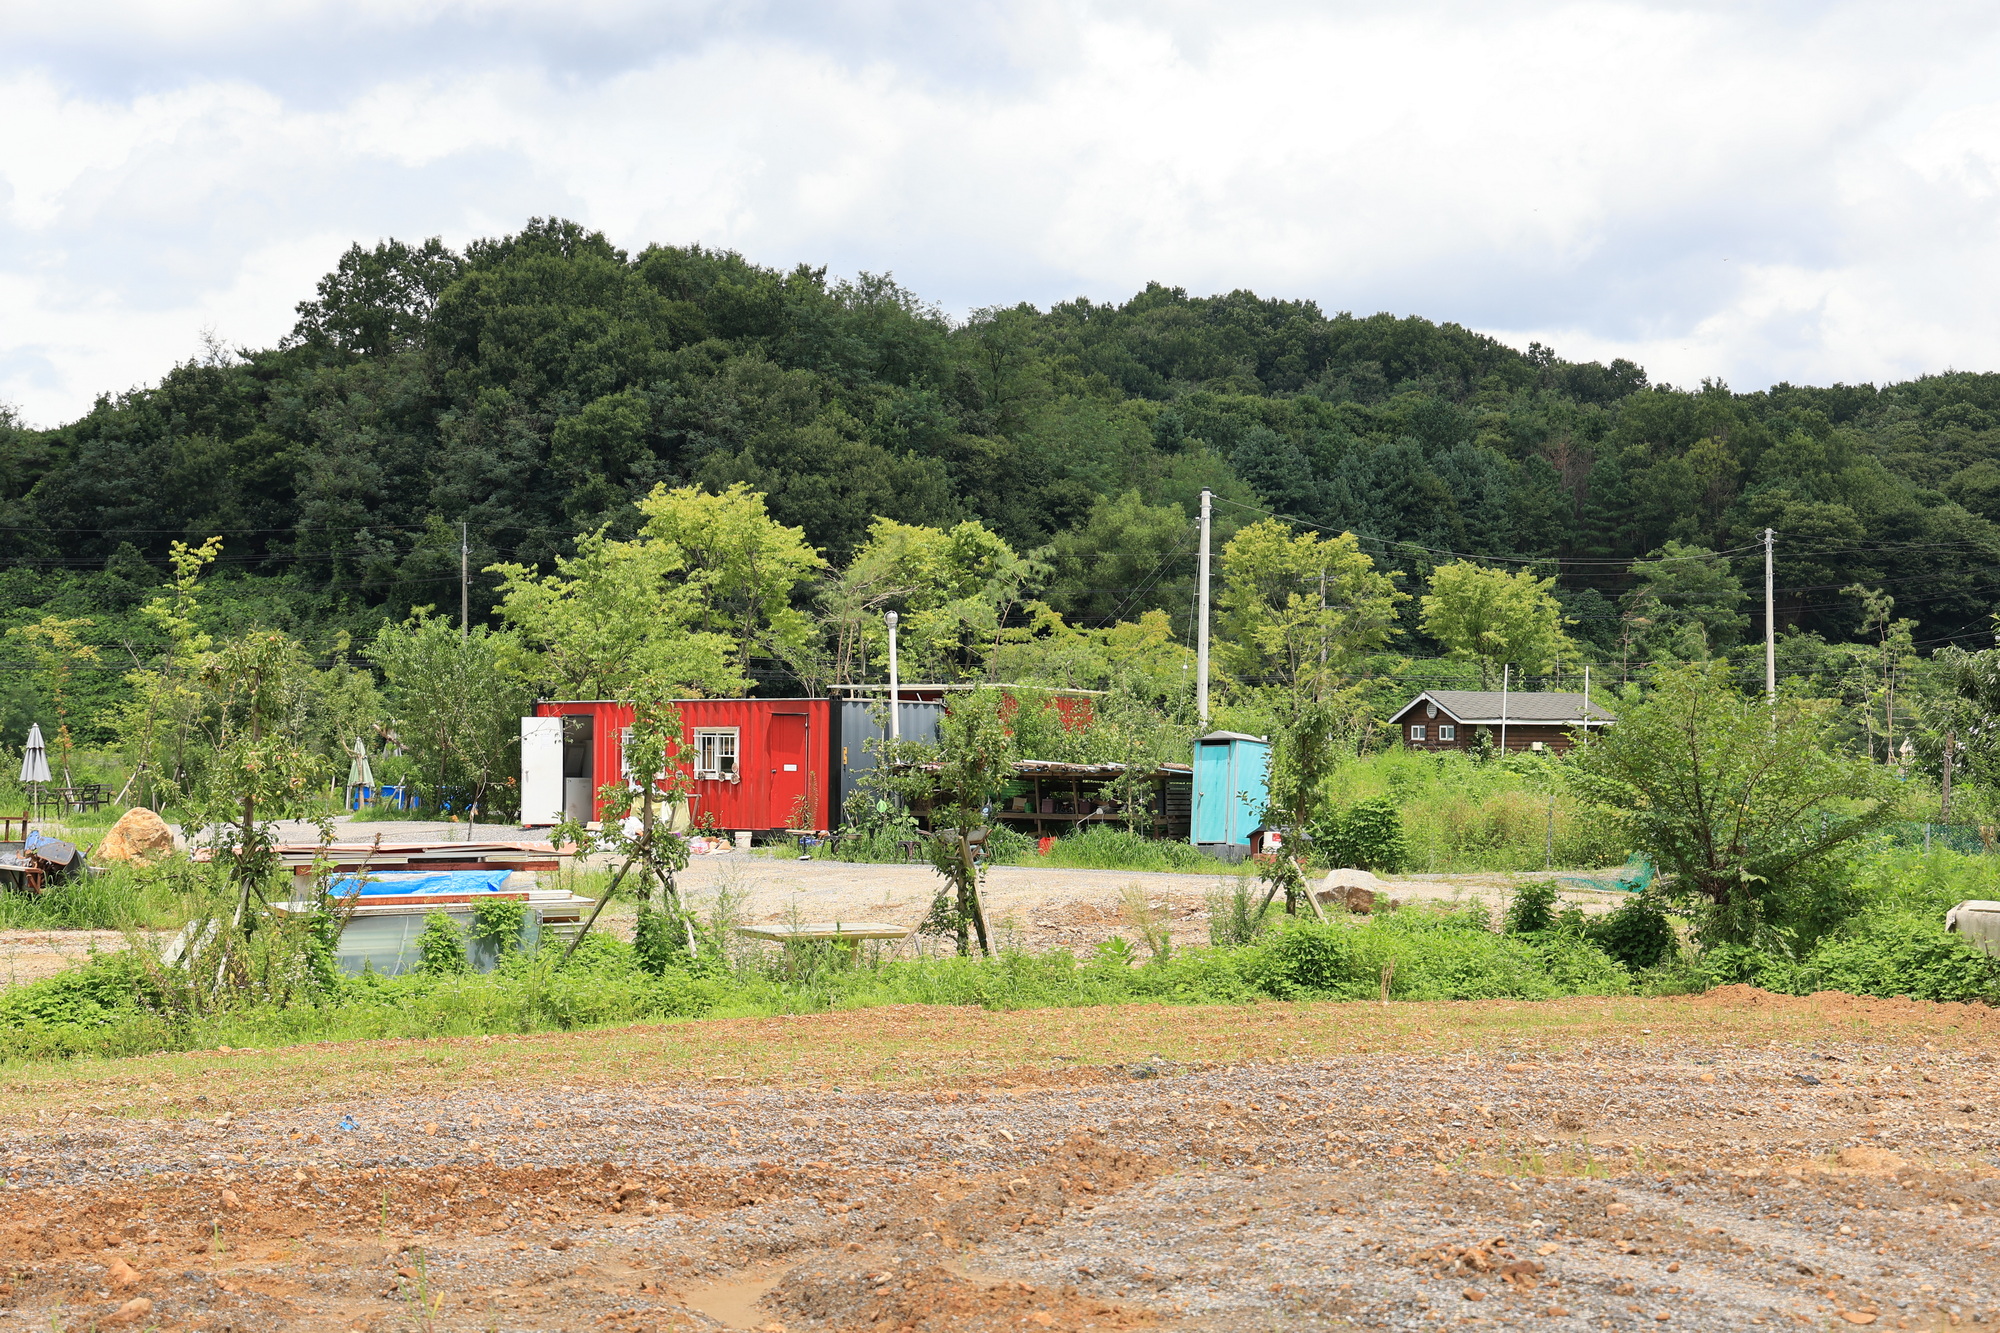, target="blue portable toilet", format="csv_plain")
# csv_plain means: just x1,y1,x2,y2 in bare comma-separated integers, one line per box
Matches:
1191,731,1270,861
